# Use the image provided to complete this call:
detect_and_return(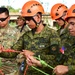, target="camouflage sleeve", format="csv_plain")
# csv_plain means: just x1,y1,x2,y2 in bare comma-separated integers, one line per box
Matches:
11,35,24,50
63,48,75,75
67,64,75,73
63,64,75,75
35,30,65,67
0,35,24,58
